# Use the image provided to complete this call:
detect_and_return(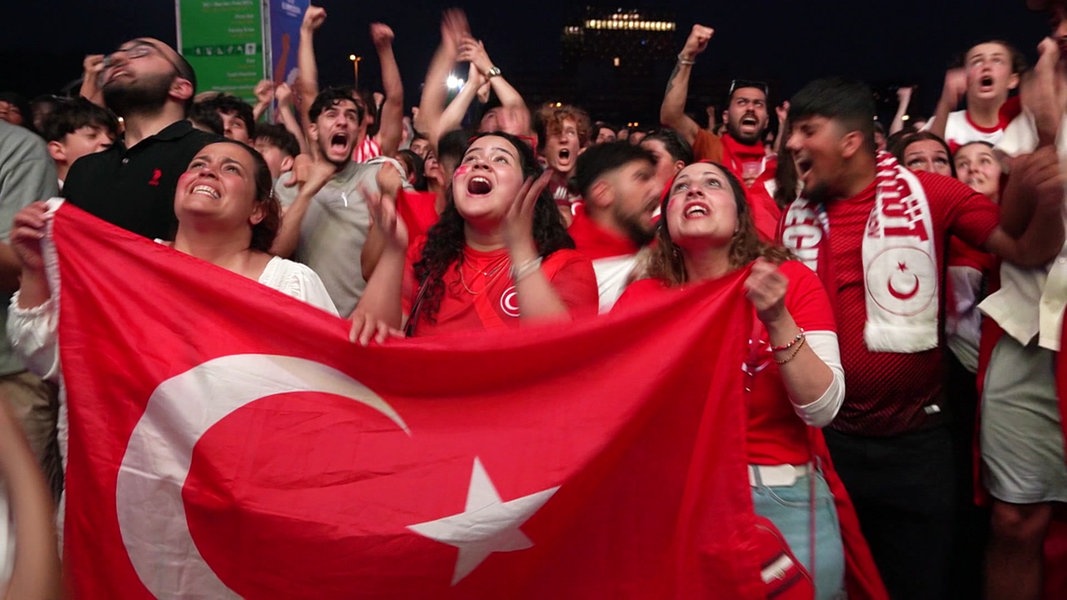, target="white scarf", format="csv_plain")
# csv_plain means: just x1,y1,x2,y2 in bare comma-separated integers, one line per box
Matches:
781,152,939,352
